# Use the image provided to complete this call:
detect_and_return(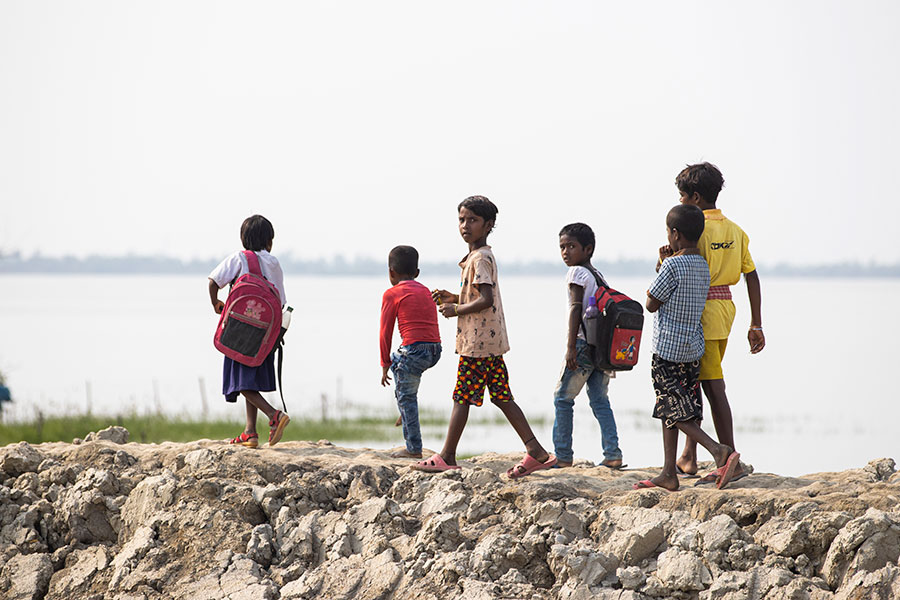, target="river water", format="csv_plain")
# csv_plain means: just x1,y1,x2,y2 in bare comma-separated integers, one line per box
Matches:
1,273,897,476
